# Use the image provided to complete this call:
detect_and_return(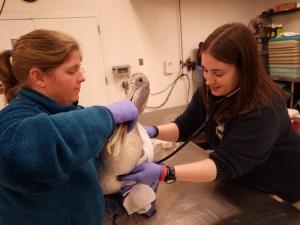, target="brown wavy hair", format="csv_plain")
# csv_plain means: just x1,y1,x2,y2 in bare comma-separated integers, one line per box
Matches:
0,29,80,104
200,22,286,123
